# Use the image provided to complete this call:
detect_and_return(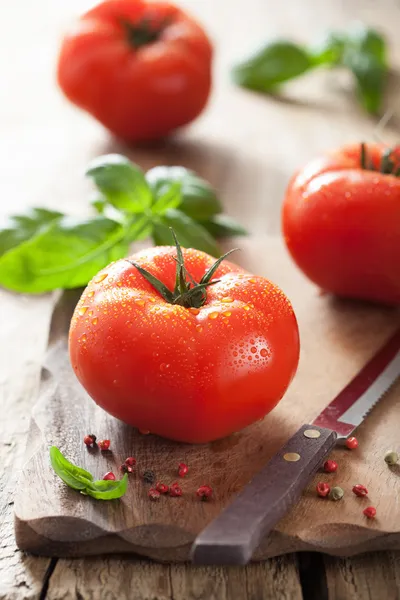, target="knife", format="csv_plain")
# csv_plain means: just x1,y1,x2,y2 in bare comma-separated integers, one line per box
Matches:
191,328,400,566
